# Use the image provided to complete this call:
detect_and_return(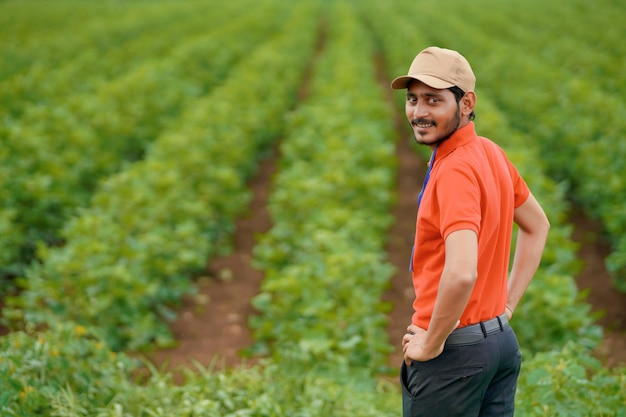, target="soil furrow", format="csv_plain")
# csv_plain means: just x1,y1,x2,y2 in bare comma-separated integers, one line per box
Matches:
144,16,329,375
